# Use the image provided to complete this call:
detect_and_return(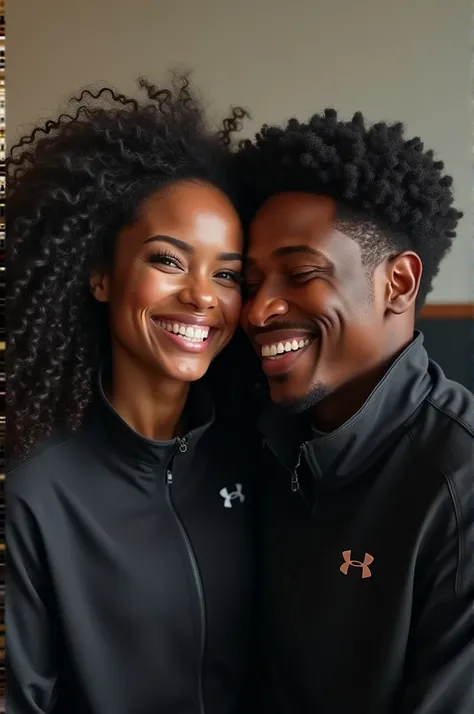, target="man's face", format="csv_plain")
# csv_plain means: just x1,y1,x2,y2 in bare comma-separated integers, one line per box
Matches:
241,193,392,412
